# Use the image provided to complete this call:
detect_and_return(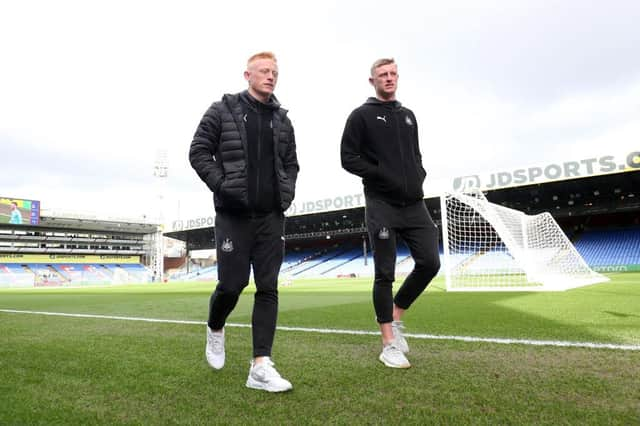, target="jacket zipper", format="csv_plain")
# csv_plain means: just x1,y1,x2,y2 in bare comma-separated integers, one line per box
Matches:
394,109,408,205
256,109,262,209
272,116,281,208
